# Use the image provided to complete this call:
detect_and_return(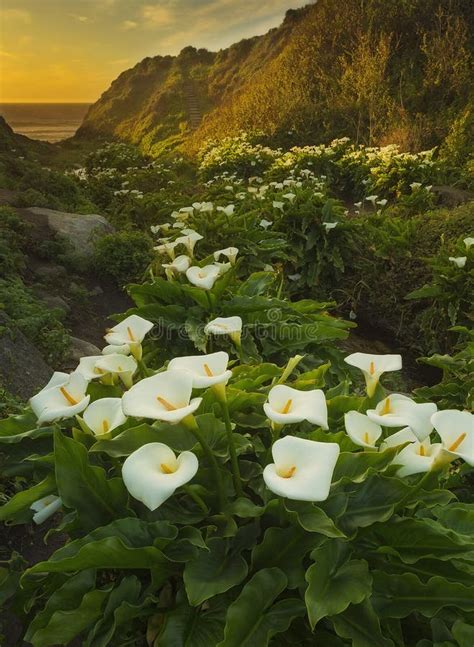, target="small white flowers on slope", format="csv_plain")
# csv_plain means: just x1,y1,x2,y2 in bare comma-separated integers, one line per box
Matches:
122,370,202,423
344,411,382,449
30,372,90,424
344,352,402,397
263,436,339,501
264,385,328,429
122,442,198,511
168,351,232,389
